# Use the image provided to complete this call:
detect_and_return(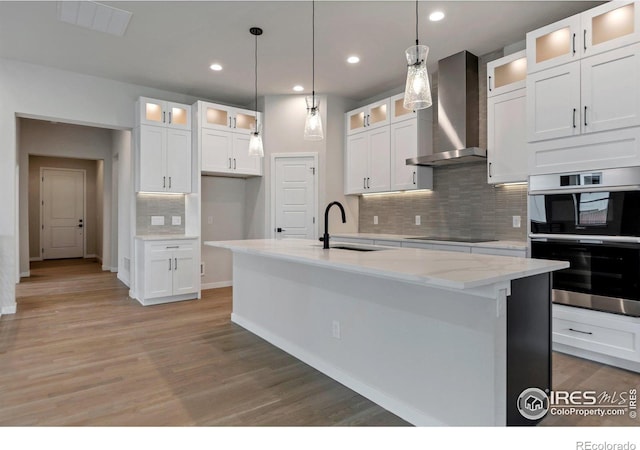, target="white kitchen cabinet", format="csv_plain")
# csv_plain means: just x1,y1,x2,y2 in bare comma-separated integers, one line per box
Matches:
528,44,640,143
345,126,390,194
553,304,640,372
197,101,262,177
135,96,192,193
488,88,527,184
137,96,191,130
486,51,528,184
134,238,198,306
487,50,527,97
526,1,640,74
200,102,259,136
136,125,192,193
389,93,434,191
346,98,390,135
